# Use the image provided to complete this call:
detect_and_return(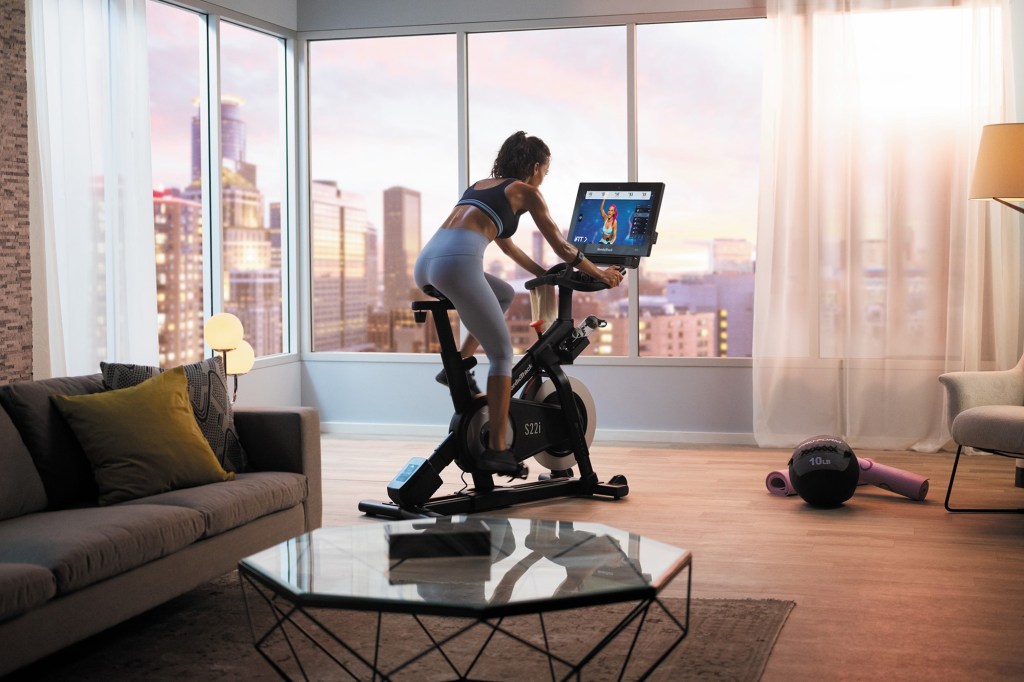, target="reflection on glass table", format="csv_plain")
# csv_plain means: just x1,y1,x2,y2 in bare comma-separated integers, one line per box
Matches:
239,516,691,679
